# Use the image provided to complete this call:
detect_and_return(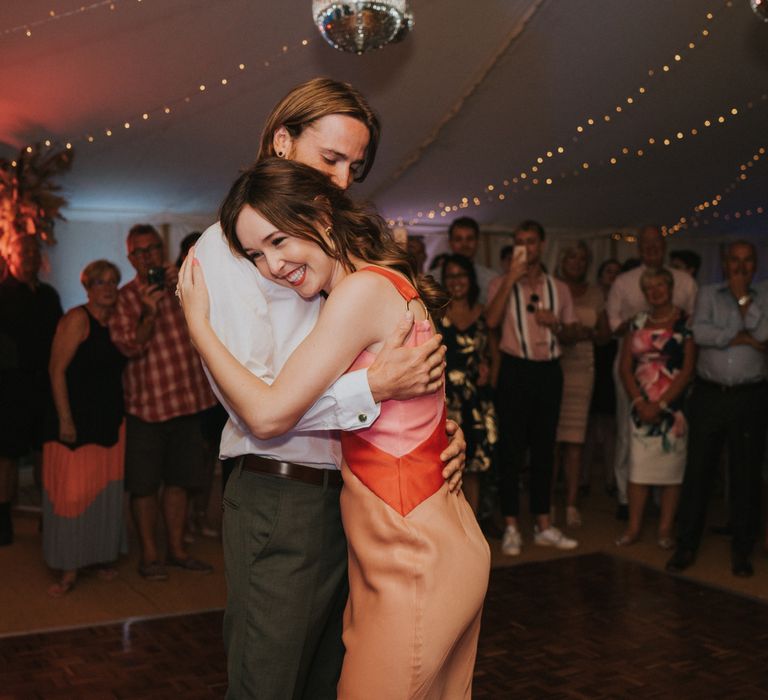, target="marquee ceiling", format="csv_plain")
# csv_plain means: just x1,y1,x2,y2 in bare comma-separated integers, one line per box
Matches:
2,0,767,237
